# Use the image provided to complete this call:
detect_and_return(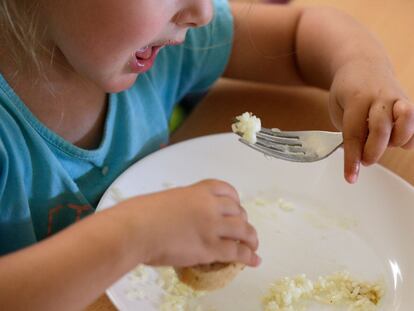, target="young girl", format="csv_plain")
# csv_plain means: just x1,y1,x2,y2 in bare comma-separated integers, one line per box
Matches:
0,0,413,310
